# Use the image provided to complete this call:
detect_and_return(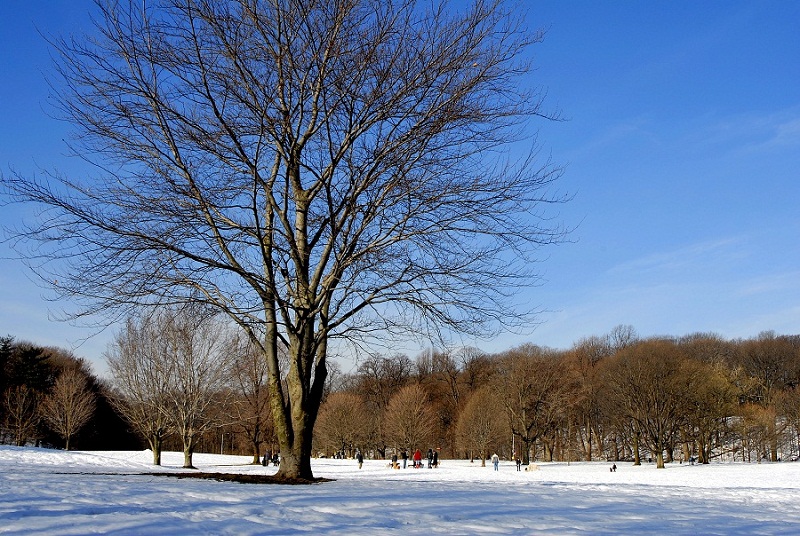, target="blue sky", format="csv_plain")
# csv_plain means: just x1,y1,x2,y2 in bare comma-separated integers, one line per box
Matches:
1,1,799,375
